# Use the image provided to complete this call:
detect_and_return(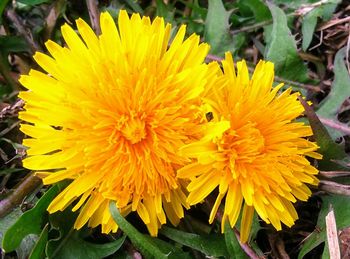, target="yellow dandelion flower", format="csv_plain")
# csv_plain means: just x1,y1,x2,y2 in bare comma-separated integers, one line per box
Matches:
19,10,215,236
178,52,322,242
